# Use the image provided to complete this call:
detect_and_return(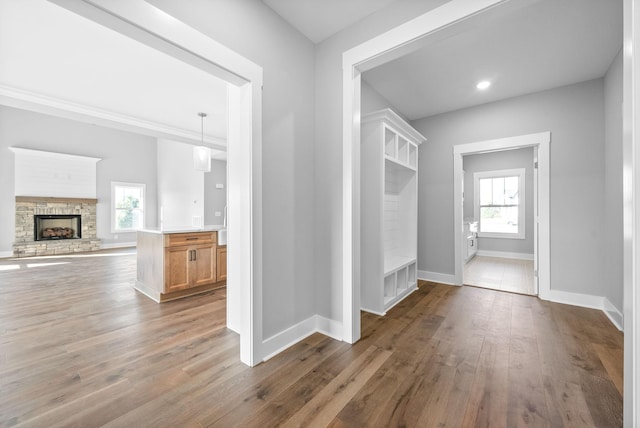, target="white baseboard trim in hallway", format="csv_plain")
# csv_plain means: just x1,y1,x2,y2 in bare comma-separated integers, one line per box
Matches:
261,315,343,362
546,289,623,331
419,270,623,331
475,250,534,260
418,270,457,285
603,298,624,331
